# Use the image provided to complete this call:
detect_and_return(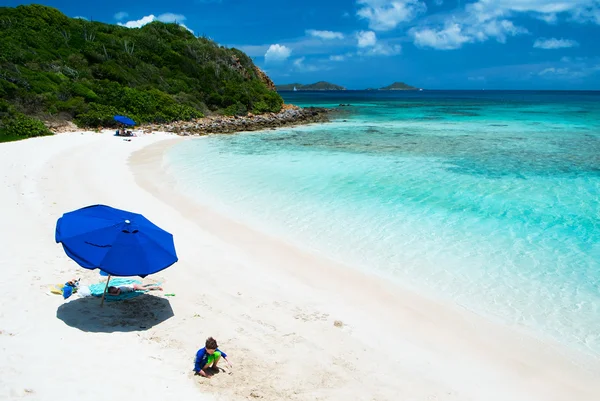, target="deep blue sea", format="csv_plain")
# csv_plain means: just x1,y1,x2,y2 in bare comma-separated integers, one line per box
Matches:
166,91,600,356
